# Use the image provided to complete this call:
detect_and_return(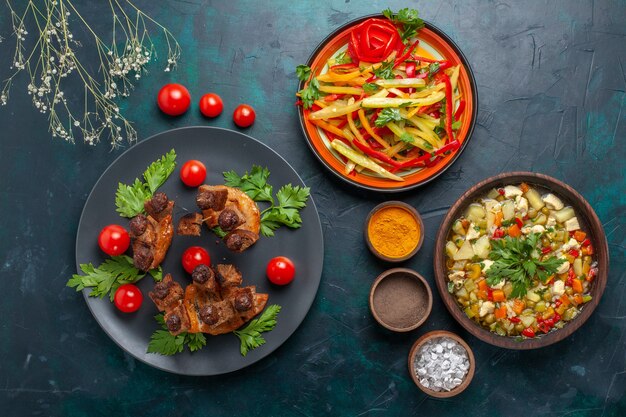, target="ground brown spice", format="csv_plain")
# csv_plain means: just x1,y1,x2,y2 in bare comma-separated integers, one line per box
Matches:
373,273,427,328
368,206,420,258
